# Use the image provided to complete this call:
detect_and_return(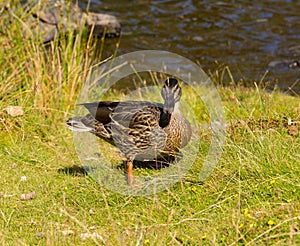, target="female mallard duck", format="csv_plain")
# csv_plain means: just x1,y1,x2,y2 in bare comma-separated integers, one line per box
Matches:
66,78,191,186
